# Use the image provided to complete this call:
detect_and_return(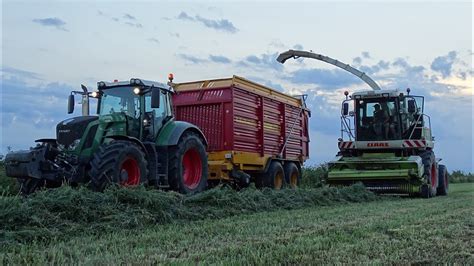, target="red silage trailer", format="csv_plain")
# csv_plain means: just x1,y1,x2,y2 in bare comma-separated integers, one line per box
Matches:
173,75,310,188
